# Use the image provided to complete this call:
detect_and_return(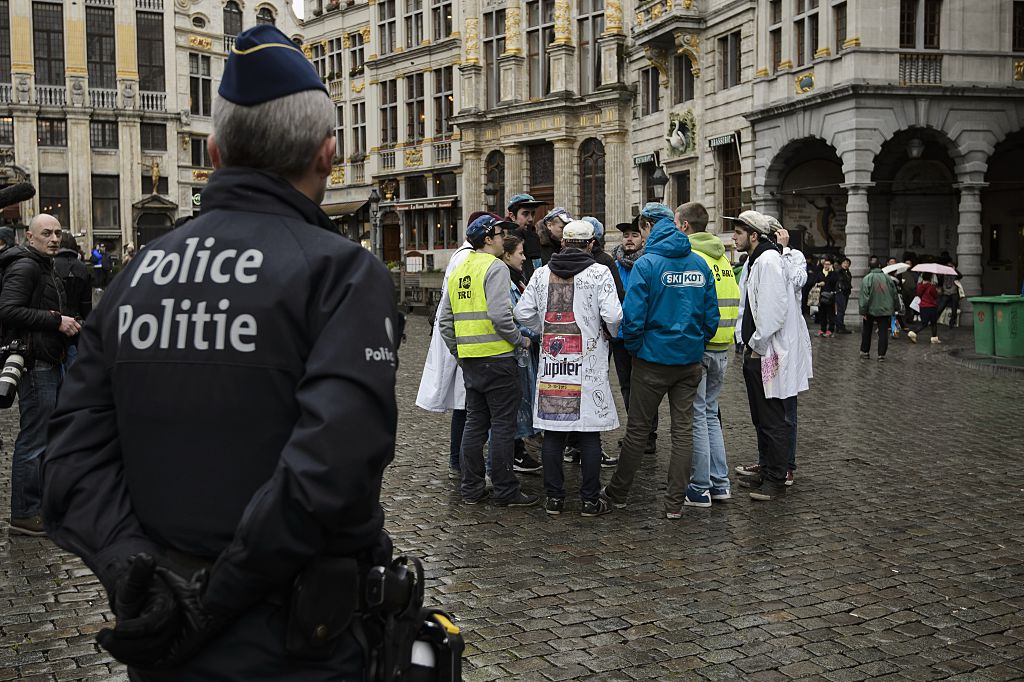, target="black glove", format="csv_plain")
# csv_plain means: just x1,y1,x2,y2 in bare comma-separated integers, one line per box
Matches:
150,566,234,669
96,554,182,668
